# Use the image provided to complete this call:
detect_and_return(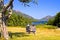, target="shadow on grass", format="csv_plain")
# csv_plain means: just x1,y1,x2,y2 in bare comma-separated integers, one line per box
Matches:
0,32,29,38
8,32,29,38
